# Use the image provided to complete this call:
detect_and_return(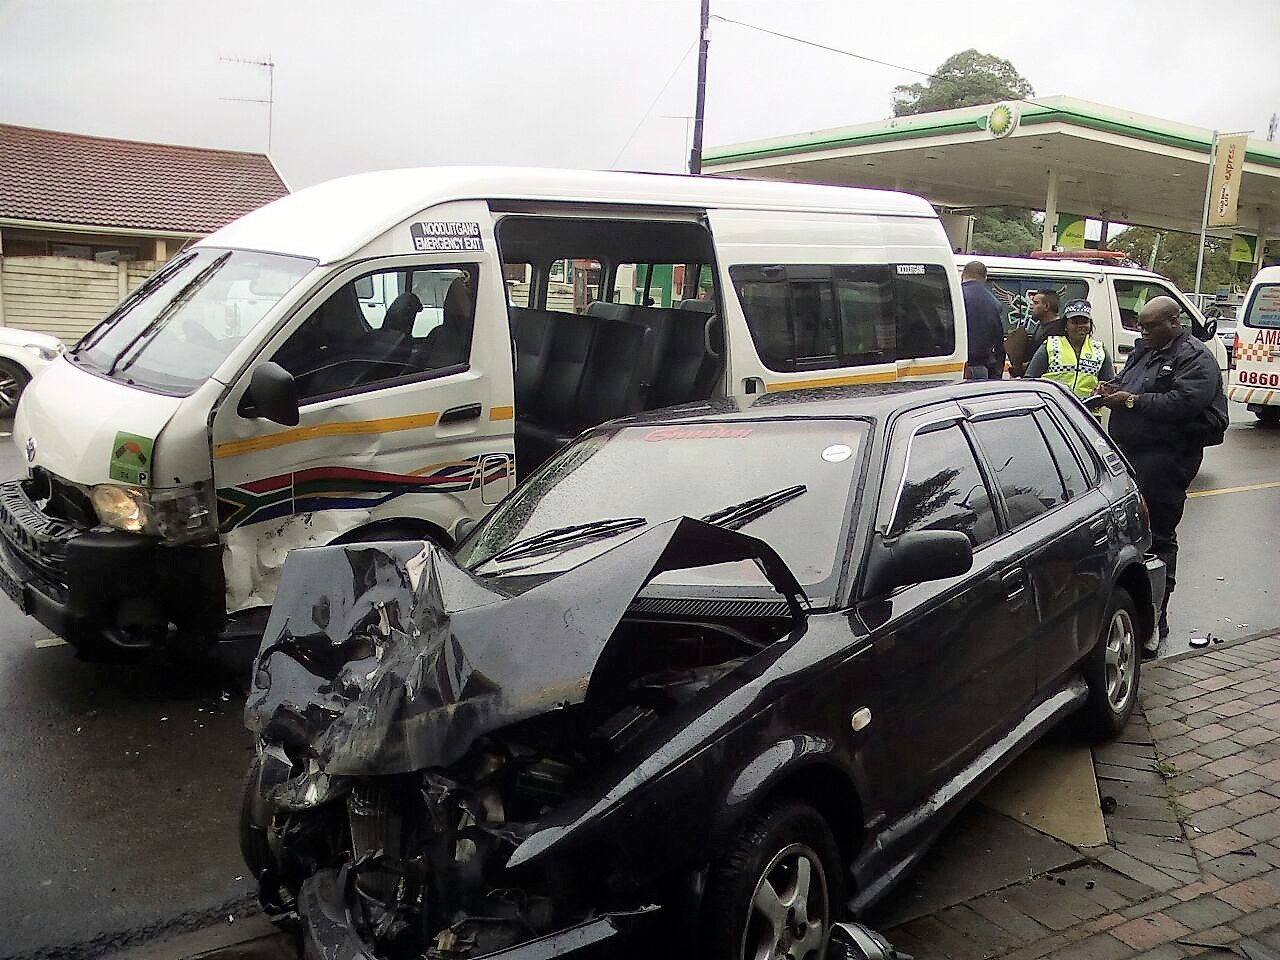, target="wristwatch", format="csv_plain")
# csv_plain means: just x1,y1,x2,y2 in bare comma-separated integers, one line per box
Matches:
1124,395,1136,409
